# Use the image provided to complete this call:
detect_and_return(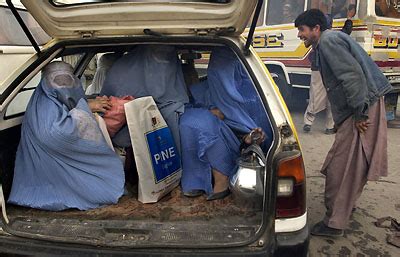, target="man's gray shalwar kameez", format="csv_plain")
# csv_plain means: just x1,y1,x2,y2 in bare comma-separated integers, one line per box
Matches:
316,30,392,229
